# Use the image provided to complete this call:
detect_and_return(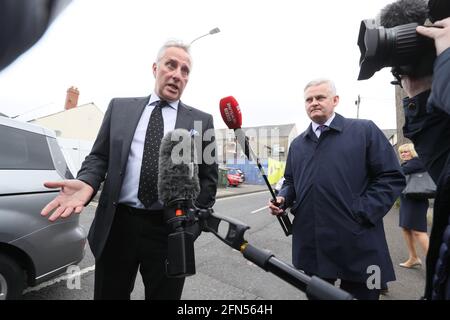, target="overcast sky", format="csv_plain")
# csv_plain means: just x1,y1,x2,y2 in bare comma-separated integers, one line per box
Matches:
0,0,398,131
